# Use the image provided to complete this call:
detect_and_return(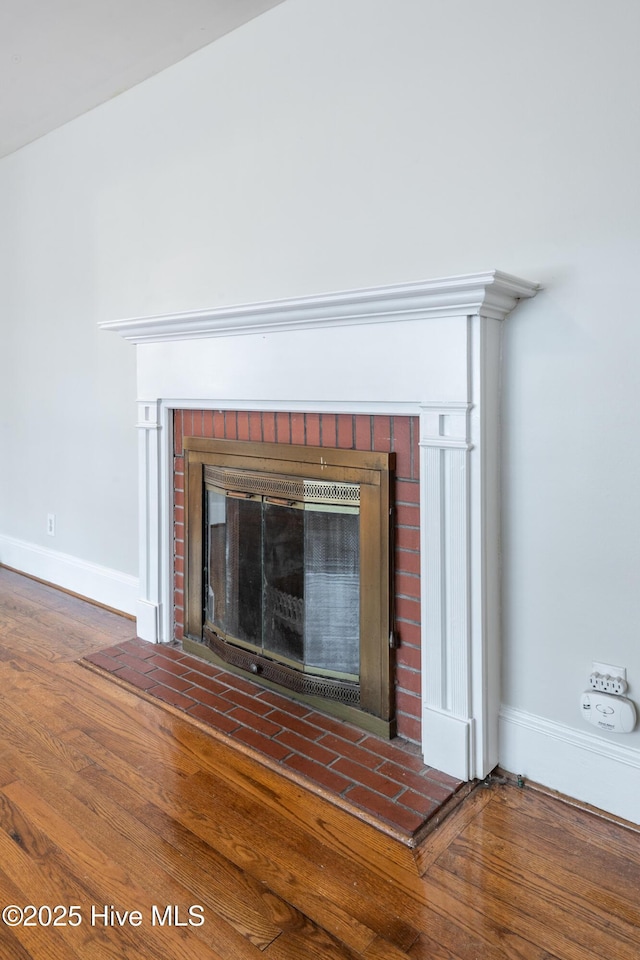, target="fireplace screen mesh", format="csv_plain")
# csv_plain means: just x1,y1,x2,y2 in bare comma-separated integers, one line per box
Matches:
206,485,360,679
